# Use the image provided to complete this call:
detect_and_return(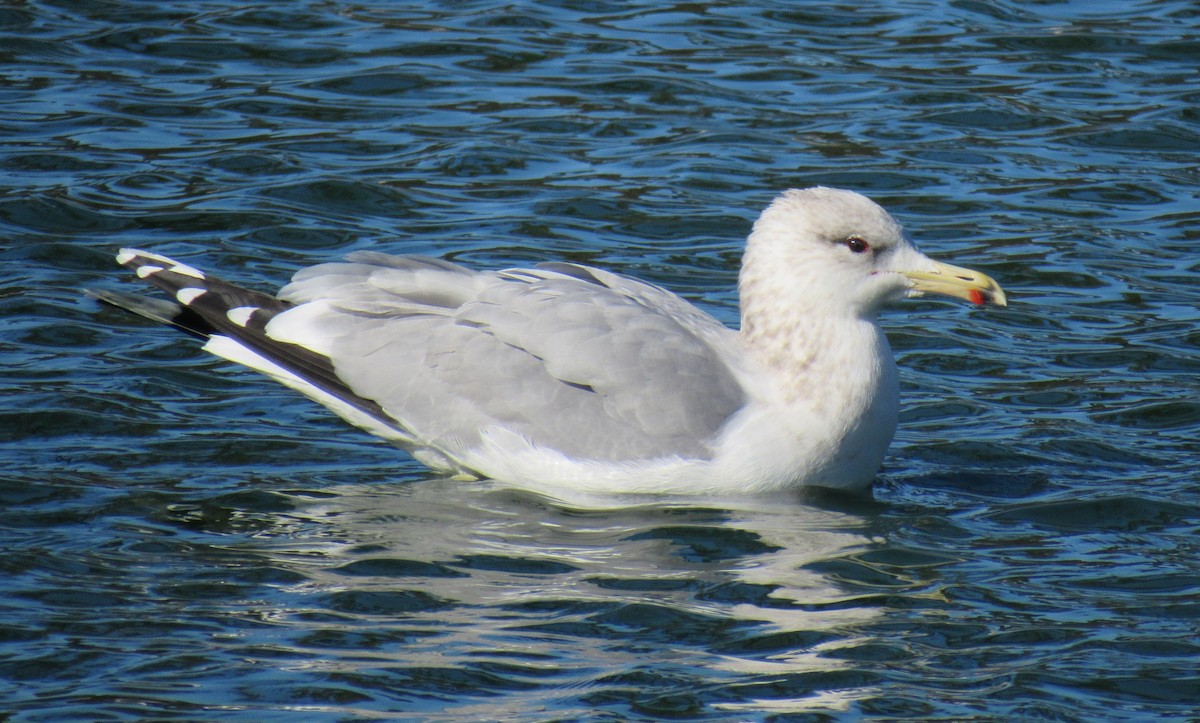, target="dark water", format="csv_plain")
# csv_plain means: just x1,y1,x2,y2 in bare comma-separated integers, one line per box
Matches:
4,0,1199,719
